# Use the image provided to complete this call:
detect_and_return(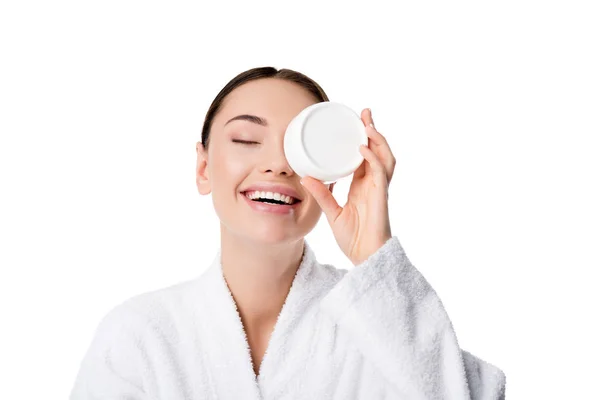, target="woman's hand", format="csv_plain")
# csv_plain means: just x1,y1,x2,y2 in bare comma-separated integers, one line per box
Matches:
300,108,397,266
